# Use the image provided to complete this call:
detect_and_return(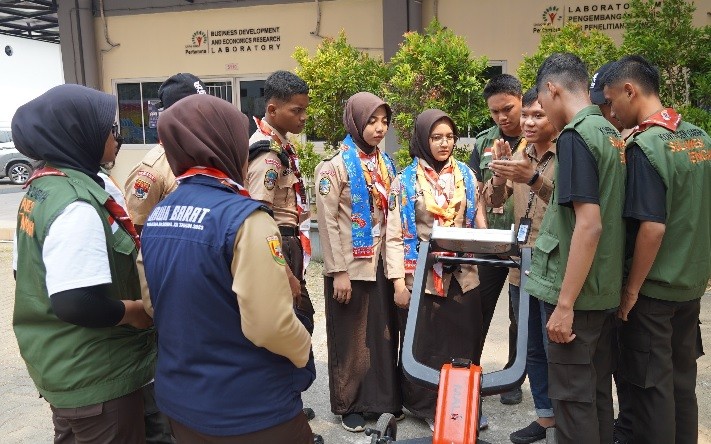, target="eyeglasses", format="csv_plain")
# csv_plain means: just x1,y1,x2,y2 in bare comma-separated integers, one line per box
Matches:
430,134,457,144
112,123,124,150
